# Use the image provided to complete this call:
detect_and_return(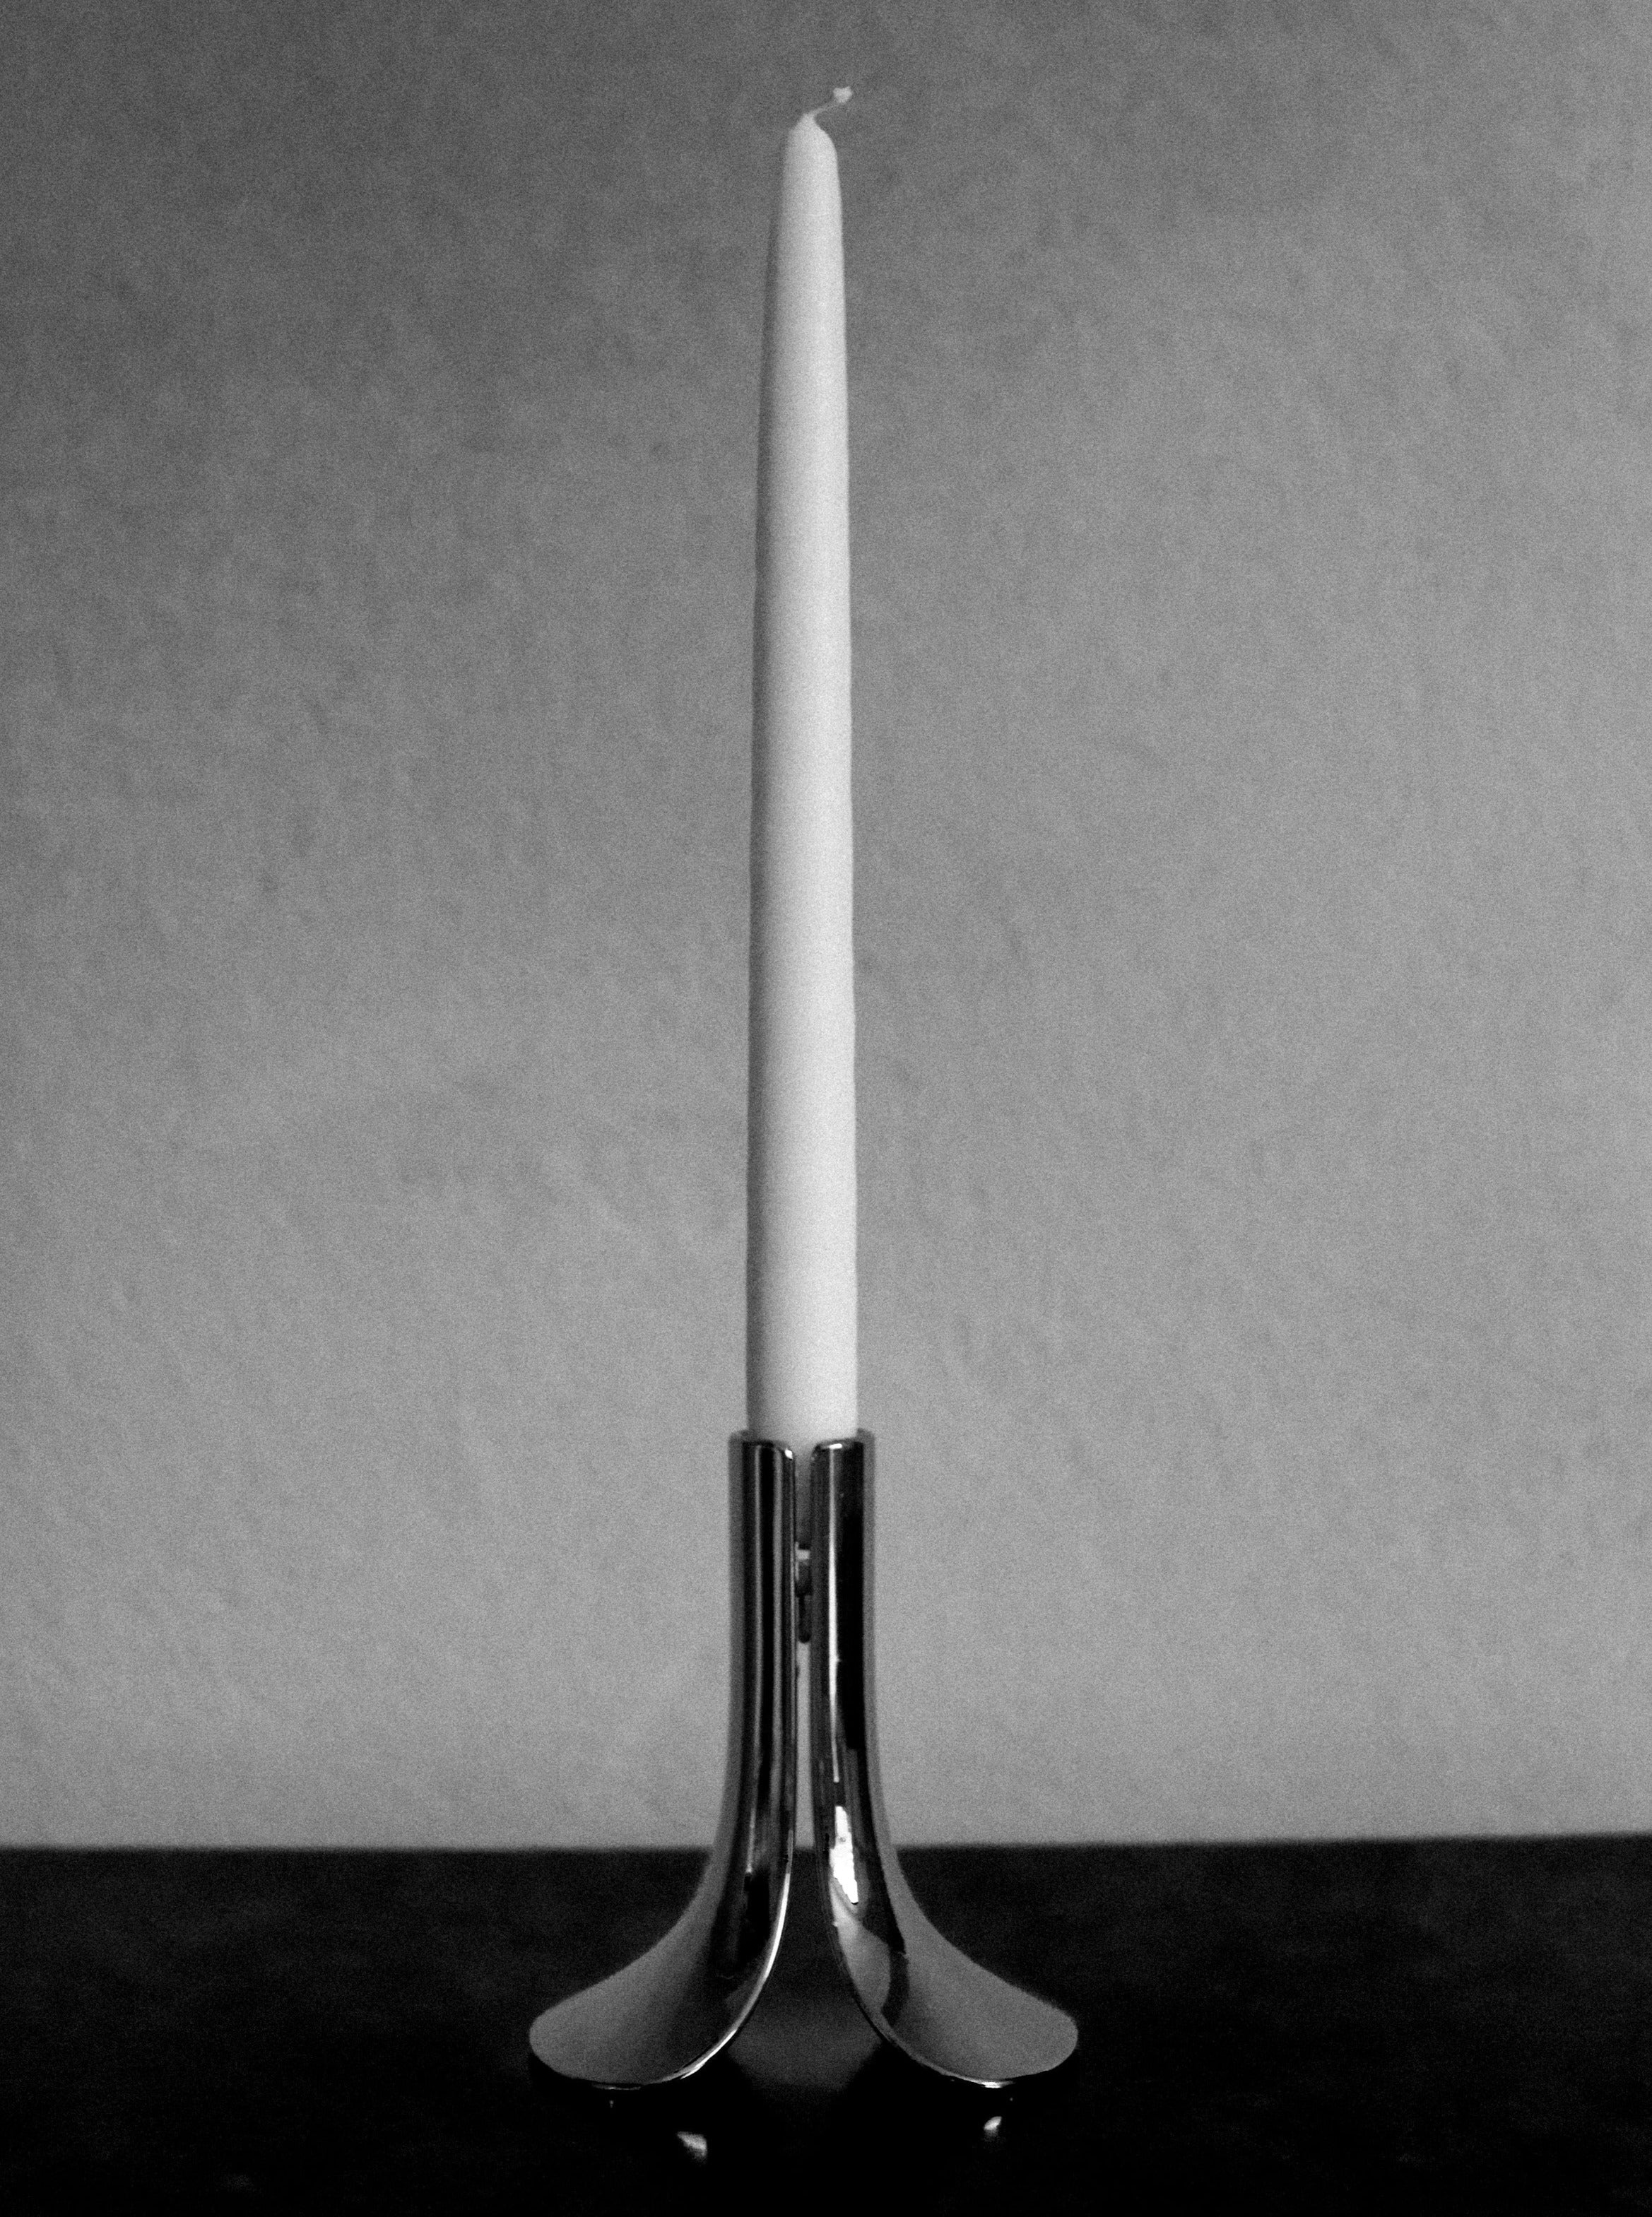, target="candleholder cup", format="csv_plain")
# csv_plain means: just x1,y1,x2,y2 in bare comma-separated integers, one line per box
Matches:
529,1432,1077,2091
